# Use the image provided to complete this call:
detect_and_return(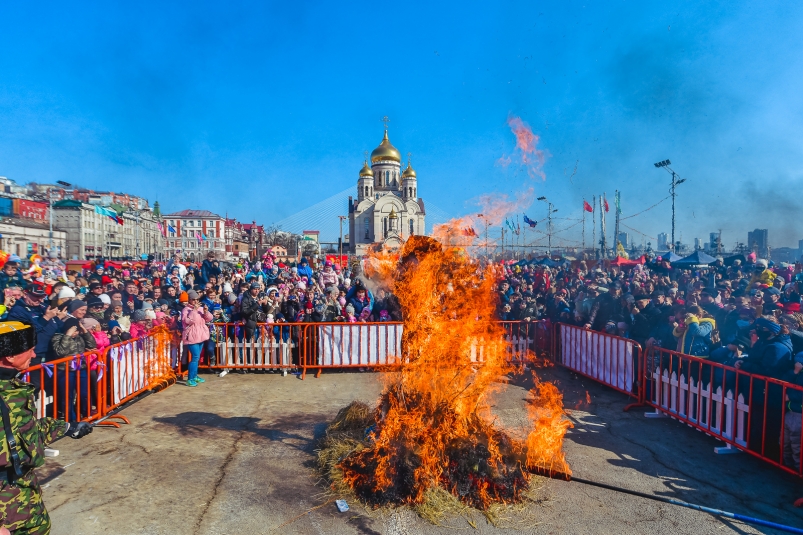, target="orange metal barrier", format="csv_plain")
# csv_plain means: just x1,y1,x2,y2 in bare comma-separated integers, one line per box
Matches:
23,350,105,424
